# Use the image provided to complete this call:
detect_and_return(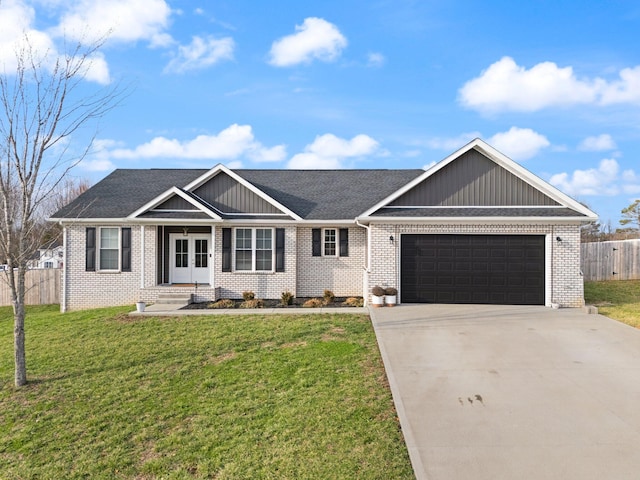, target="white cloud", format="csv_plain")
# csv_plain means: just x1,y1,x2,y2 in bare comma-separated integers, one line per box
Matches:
54,0,174,47
488,127,550,161
423,161,437,170
269,17,347,67
458,57,640,112
110,124,286,162
367,52,385,68
287,133,379,169
0,1,57,72
164,36,234,73
459,57,599,112
578,134,616,151
549,158,620,196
